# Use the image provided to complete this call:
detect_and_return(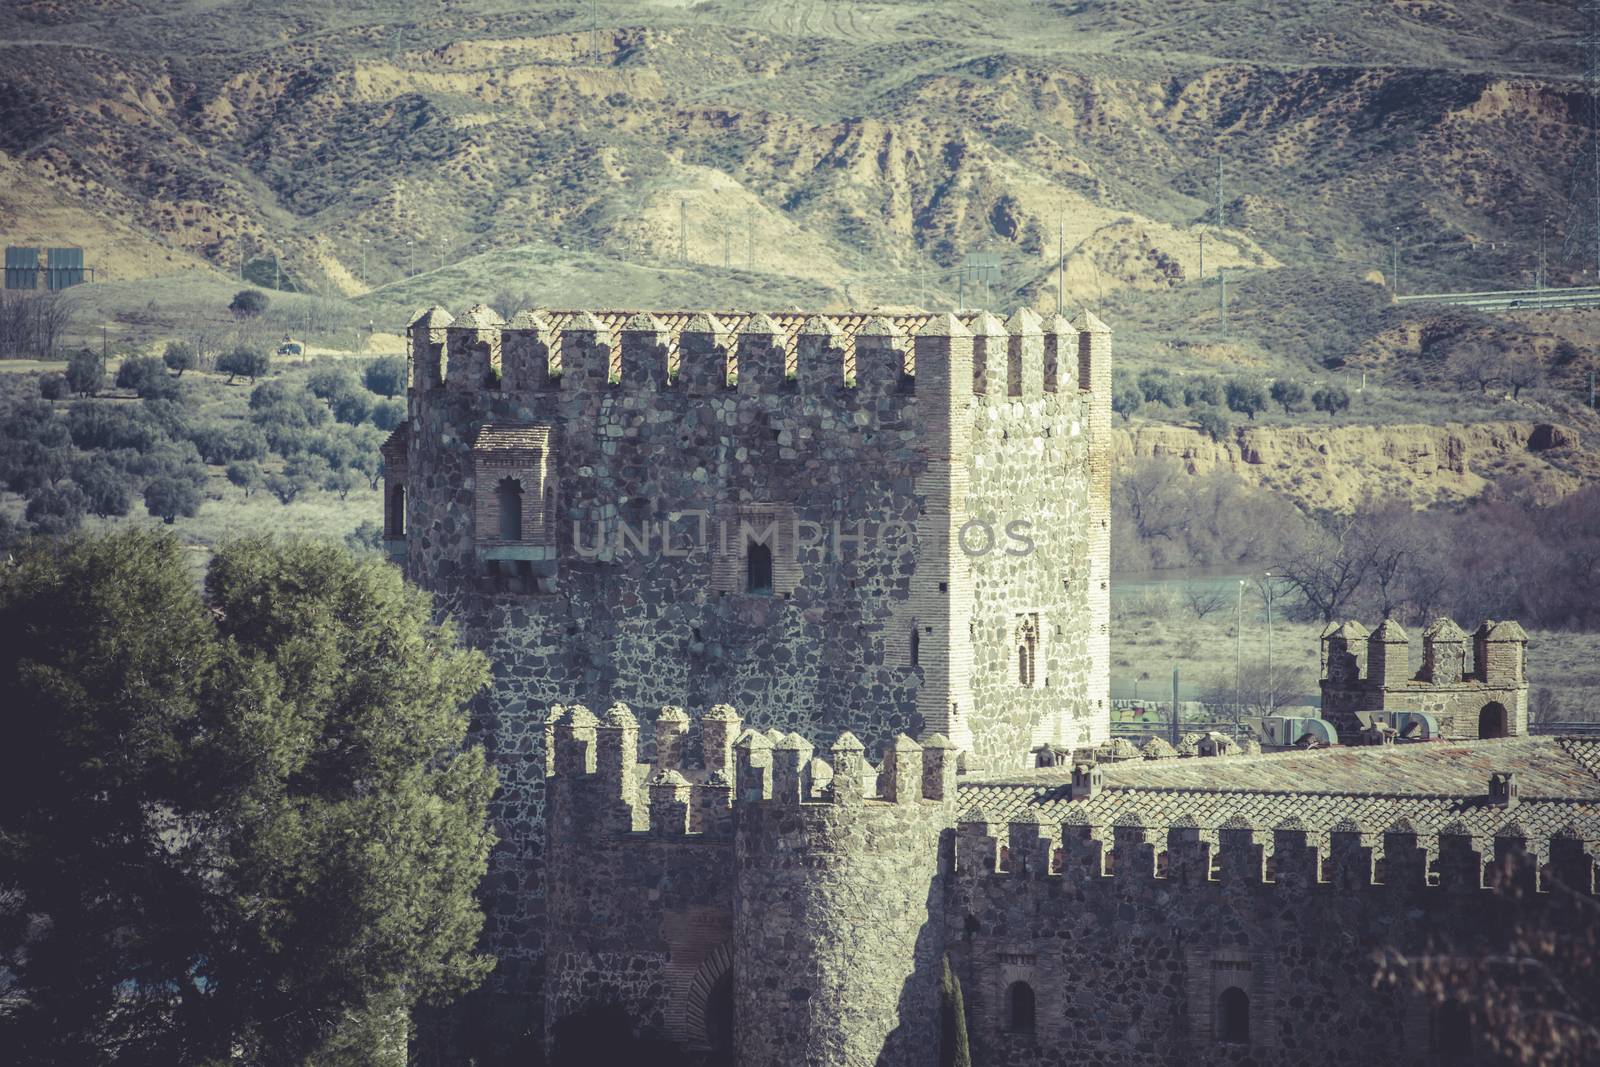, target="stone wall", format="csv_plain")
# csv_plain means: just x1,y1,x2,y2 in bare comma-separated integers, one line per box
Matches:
948,813,1597,1066
396,305,1113,1040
